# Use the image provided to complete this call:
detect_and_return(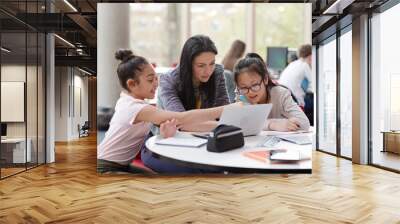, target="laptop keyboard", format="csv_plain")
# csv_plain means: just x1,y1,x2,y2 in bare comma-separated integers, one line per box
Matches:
259,136,281,148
